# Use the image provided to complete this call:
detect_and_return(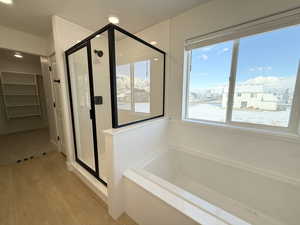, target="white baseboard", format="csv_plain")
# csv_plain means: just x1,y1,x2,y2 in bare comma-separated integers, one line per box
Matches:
67,161,108,204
